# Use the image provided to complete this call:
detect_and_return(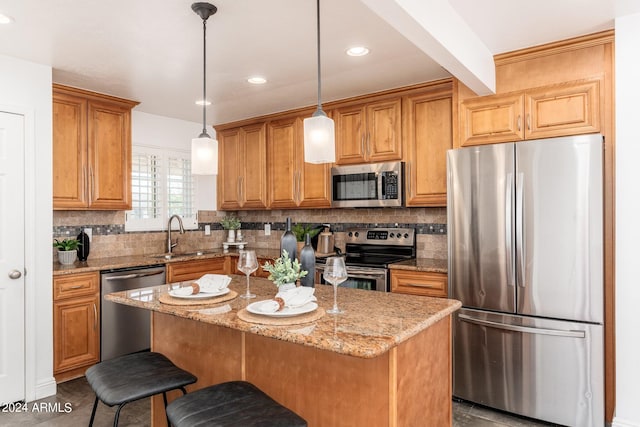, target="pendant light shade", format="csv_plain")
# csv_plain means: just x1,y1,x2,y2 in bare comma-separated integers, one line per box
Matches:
191,136,218,175
303,0,335,164
191,2,218,175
